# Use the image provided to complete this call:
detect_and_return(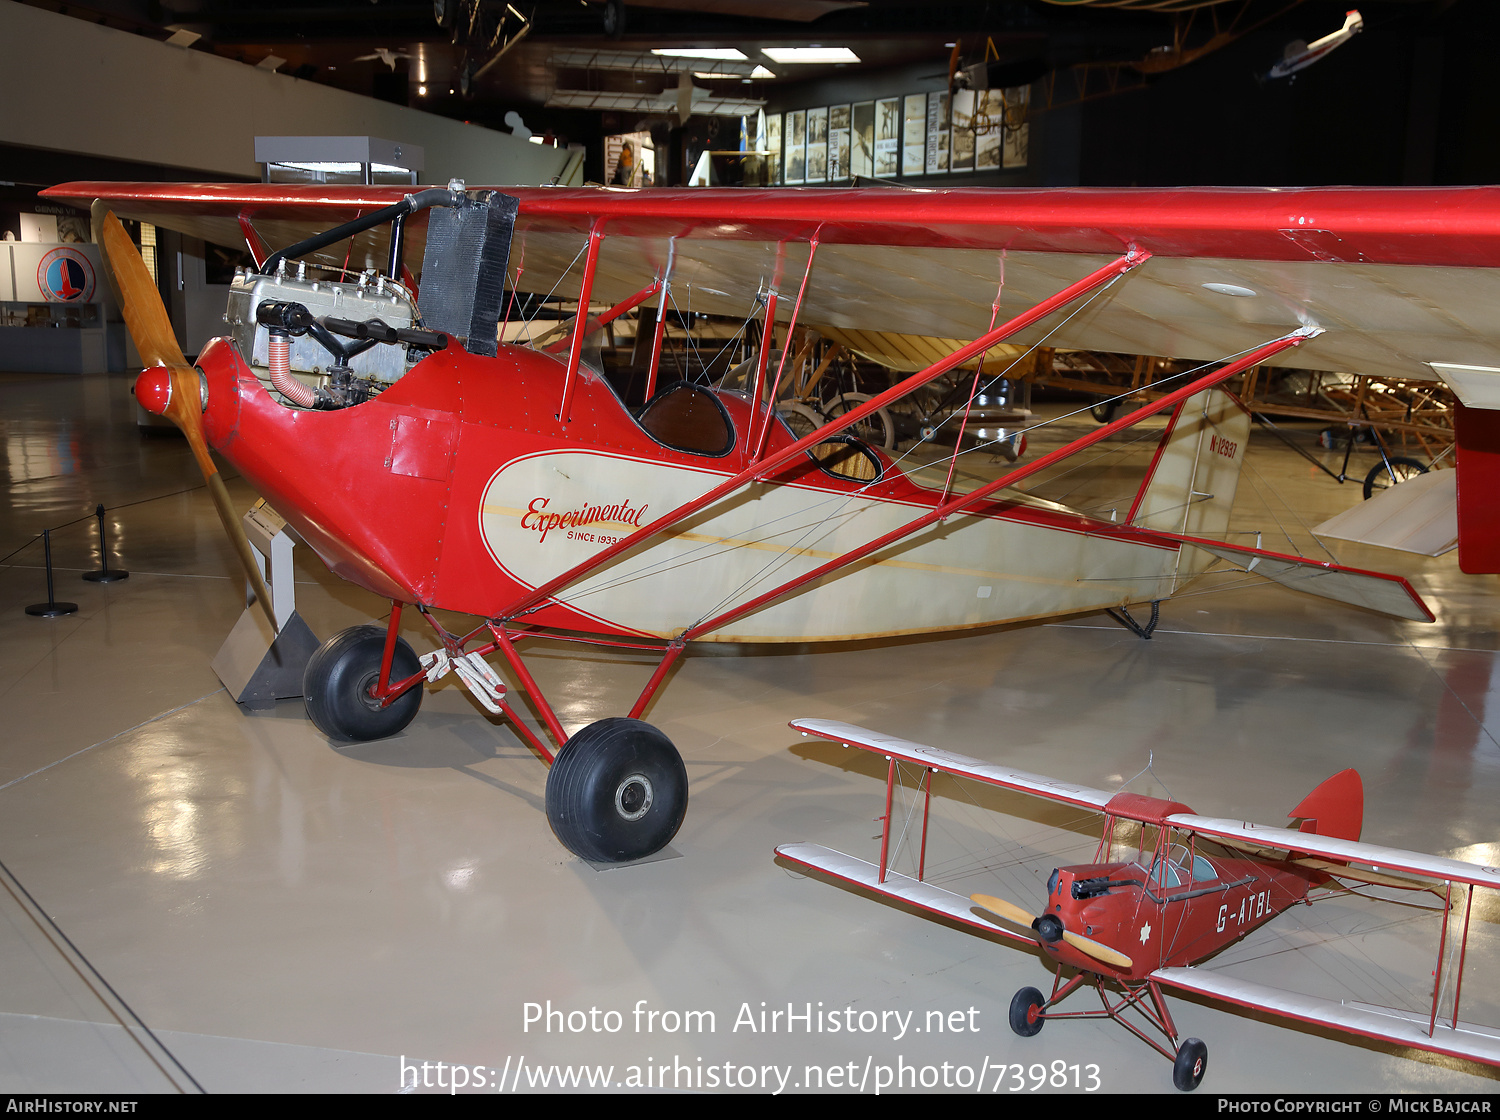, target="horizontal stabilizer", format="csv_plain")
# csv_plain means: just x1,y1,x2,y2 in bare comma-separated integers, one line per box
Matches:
1314,469,1456,556
790,719,1115,813
774,843,1038,947
1136,532,1434,622
1153,967,1500,1068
